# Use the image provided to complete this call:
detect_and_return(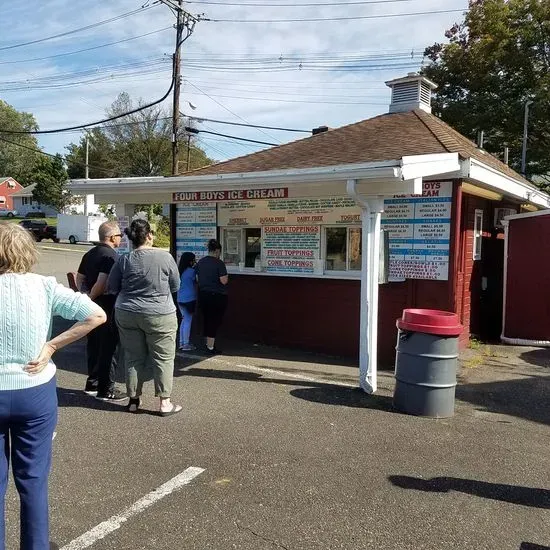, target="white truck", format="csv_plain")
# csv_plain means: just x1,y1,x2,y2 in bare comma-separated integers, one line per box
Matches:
56,214,107,244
